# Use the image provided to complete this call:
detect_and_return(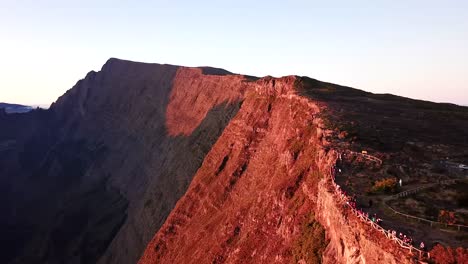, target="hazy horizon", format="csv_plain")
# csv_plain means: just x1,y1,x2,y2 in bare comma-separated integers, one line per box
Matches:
1,1,467,106
2,57,468,108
